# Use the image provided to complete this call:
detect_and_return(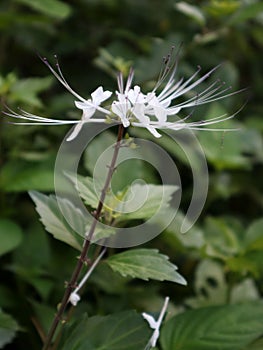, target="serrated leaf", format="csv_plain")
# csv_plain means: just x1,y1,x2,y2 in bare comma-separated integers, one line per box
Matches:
71,174,178,223
0,219,23,256
29,191,83,250
161,302,263,350
116,183,179,221
106,249,186,285
0,309,20,348
67,174,100,209
58,310,151,350
29,191,116,249
14,0,72,19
